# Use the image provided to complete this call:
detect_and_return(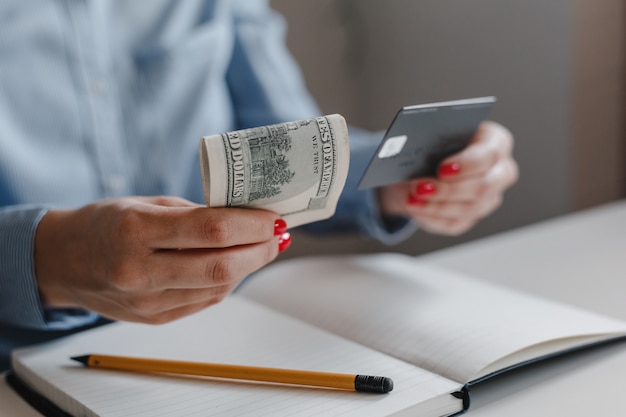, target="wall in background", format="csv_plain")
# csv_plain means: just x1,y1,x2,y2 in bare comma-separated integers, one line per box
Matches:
270,0,625,257
572,1,625,209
